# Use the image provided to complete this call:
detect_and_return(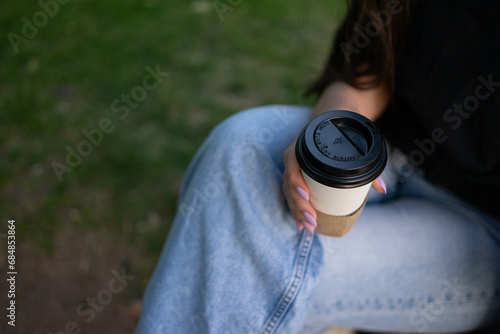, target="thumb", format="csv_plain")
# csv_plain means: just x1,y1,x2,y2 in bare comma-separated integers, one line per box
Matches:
371,176,387,194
